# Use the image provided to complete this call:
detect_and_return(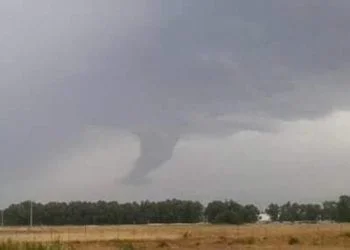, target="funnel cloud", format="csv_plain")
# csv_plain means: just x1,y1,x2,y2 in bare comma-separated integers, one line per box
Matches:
121,130,180,185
